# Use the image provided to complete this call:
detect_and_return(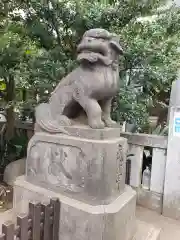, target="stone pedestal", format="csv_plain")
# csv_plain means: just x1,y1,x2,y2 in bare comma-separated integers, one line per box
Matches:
14,176,136,240
26,127,126,205
14,126,138,239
